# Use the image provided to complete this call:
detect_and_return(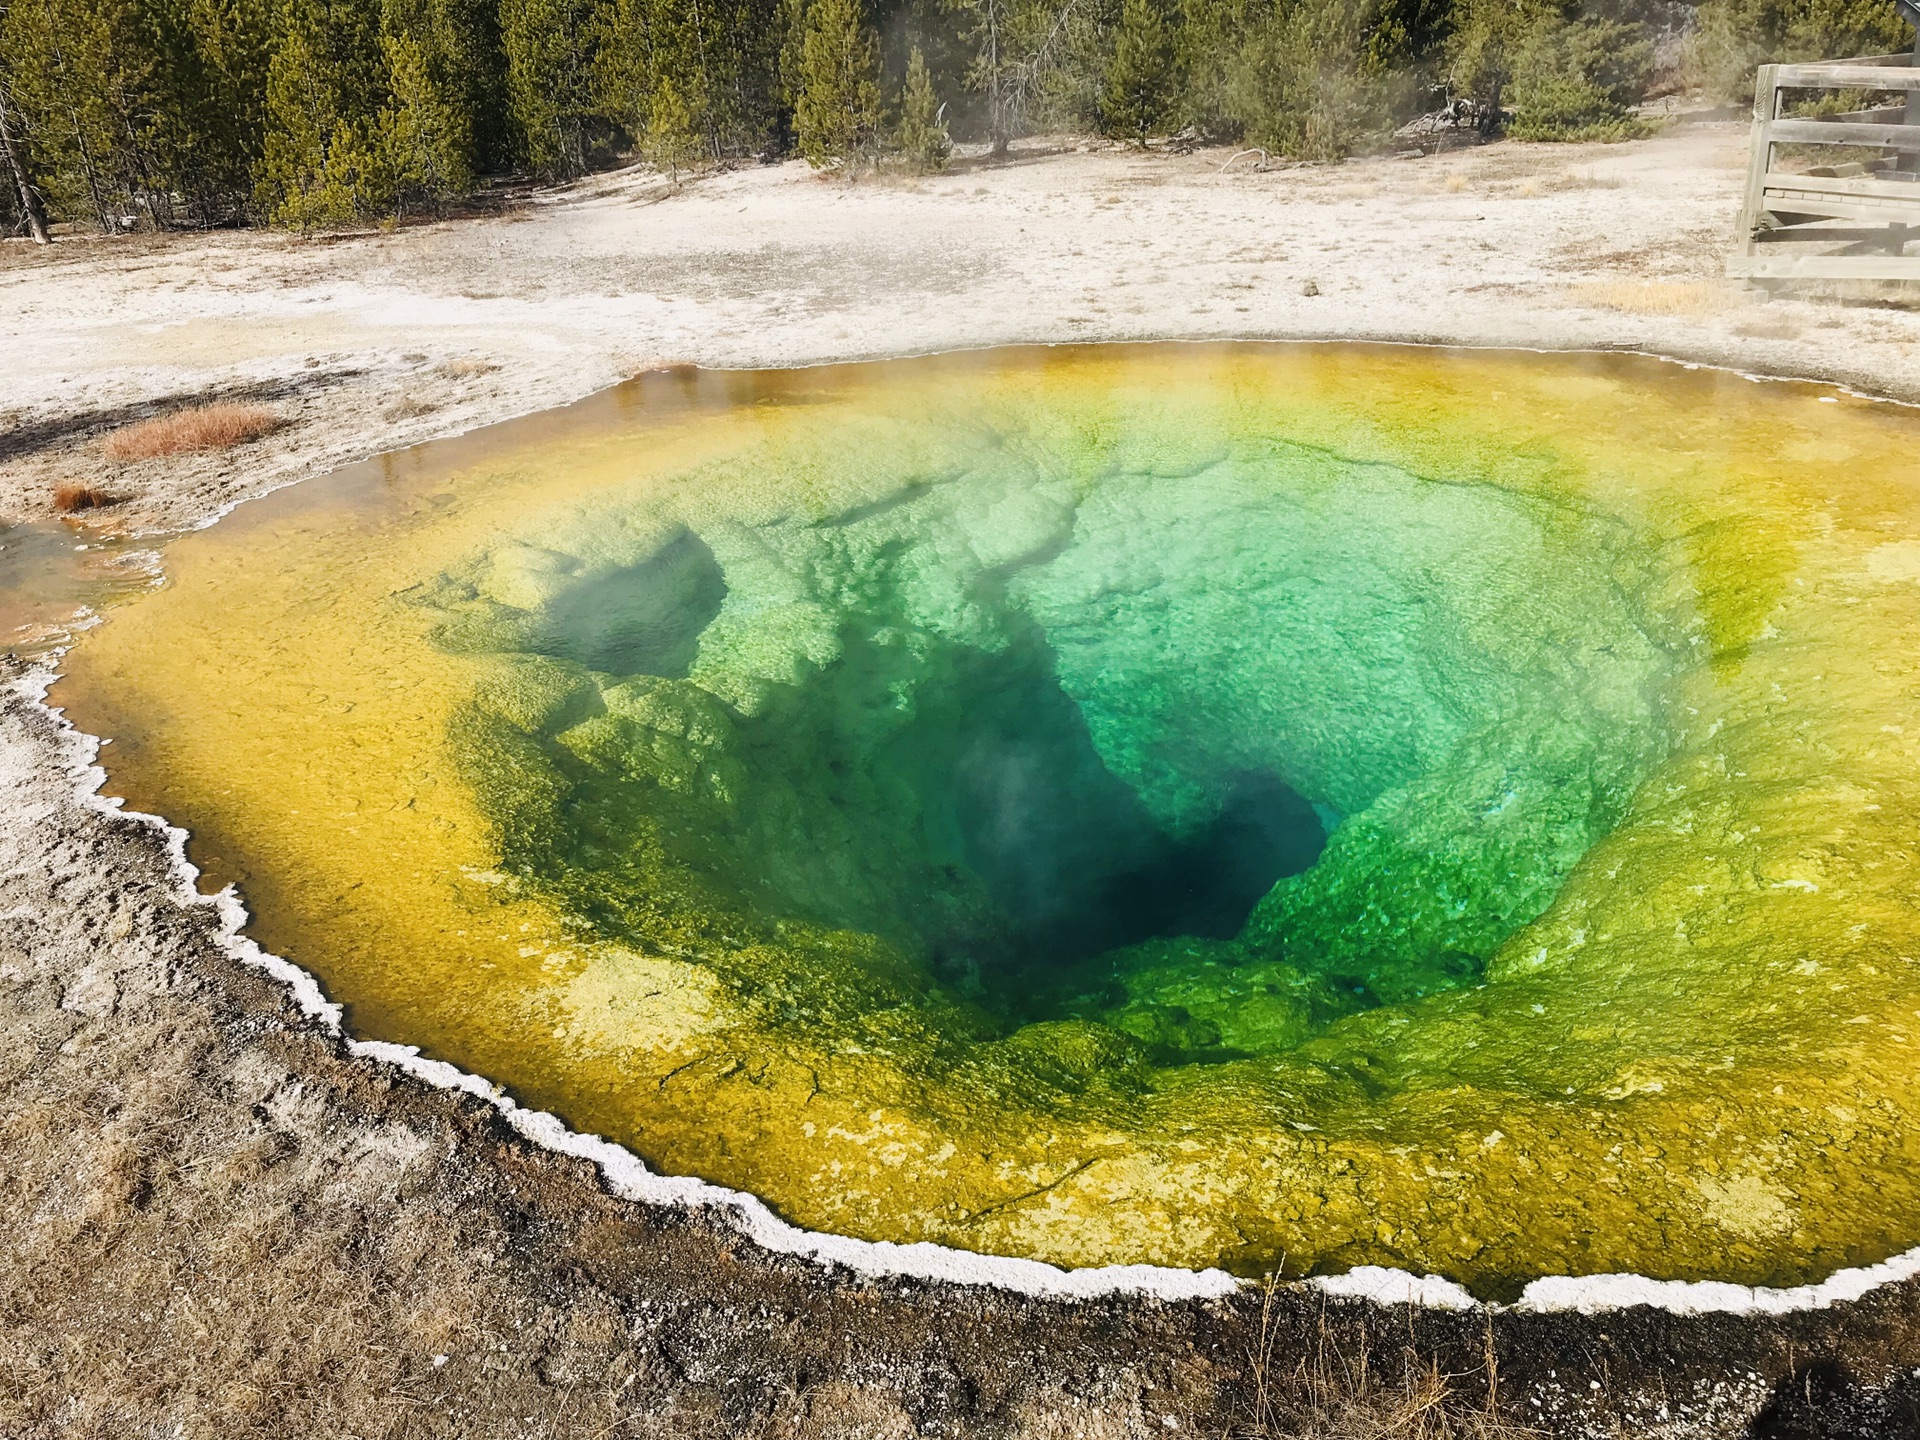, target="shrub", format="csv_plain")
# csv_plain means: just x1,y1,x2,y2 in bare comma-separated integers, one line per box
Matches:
1102,0,1179,145
1225,0,1400,161
1507,14,1655,140
1691,0,1909,102
894,48,952,170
